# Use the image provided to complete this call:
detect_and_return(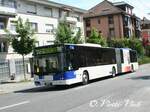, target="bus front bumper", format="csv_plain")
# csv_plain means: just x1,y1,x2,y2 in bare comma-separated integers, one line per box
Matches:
34,80,71,86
